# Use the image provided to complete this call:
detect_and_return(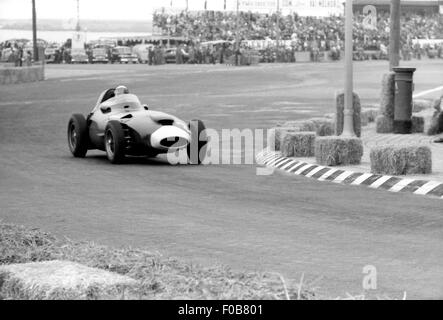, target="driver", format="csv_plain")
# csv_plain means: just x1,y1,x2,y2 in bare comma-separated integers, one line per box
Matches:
114,85,129,96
